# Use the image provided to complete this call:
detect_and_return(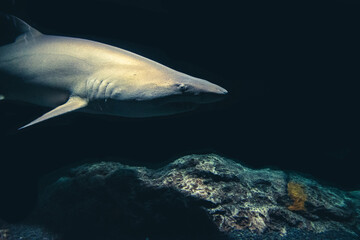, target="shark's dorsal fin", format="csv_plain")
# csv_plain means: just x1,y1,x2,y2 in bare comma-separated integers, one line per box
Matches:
0,13,42,46
19,96,88,130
